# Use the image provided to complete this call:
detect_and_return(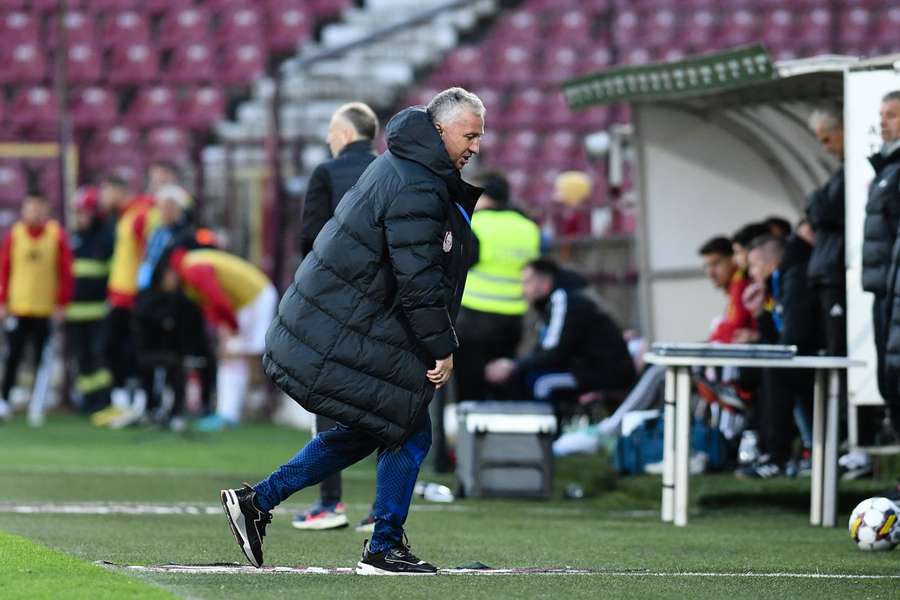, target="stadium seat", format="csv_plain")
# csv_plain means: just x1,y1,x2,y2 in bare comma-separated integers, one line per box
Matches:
0,0,28,10
159,7,213,50
681,10,717,50
179,86,226,130
70,86,118,130
146,126,191,163
432,46,486,88
499,130,540,166
0,42,47,85
546,9,592,45
166,43,217,84
107,42,159,86
719,9,759,46
538,45,581,85
760,8,795,47
543,91,580,129
143,0,193,16
501,88,544,129
793,7,831,47
101,10,151,49
9,87,59,136
85,124,140,171
873,7,900,46
538,131,579,167
36,162,62,207
219,43,266,87
576,46,612,77
126,86,179,127
217,6,265,46
2,11,38,45
267,0,313,53
0,162,26,205
311,0,351,17
612,9,640,47
48,11,97,48
65,43,103,85
492,10,542,42
84,0,139,13
644,9,678,49
838,7,872,46
491,45,537,85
